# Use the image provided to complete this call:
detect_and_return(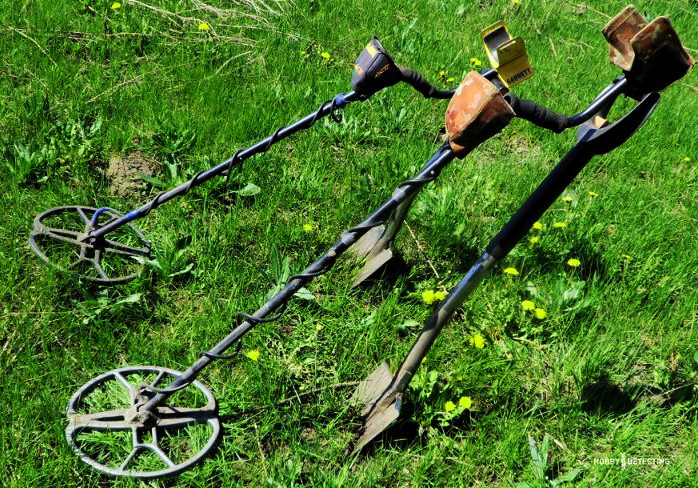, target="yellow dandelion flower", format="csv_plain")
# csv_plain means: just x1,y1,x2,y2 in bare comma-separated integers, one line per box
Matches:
534,308,547,319
198,22,210,31
553,222,567,229
245,349,260,361
684,157,691,162
562,196,573,203
458,396,472,409
513,0,521,4
111,2,121,9
444,401,456,412
567,258,581,267
521,300,535,311
321,52,331,60
588,191,599,197
315,324,323,331
470,334,486,349
421,357,427,364
470,57,482,66
446,77,455,83
503,267,519,276
303,223,313,232
422,290,436,305
456,375,463,381
532,221,543,230
434,290,447,301
529,236,540,244
439,70,446,77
